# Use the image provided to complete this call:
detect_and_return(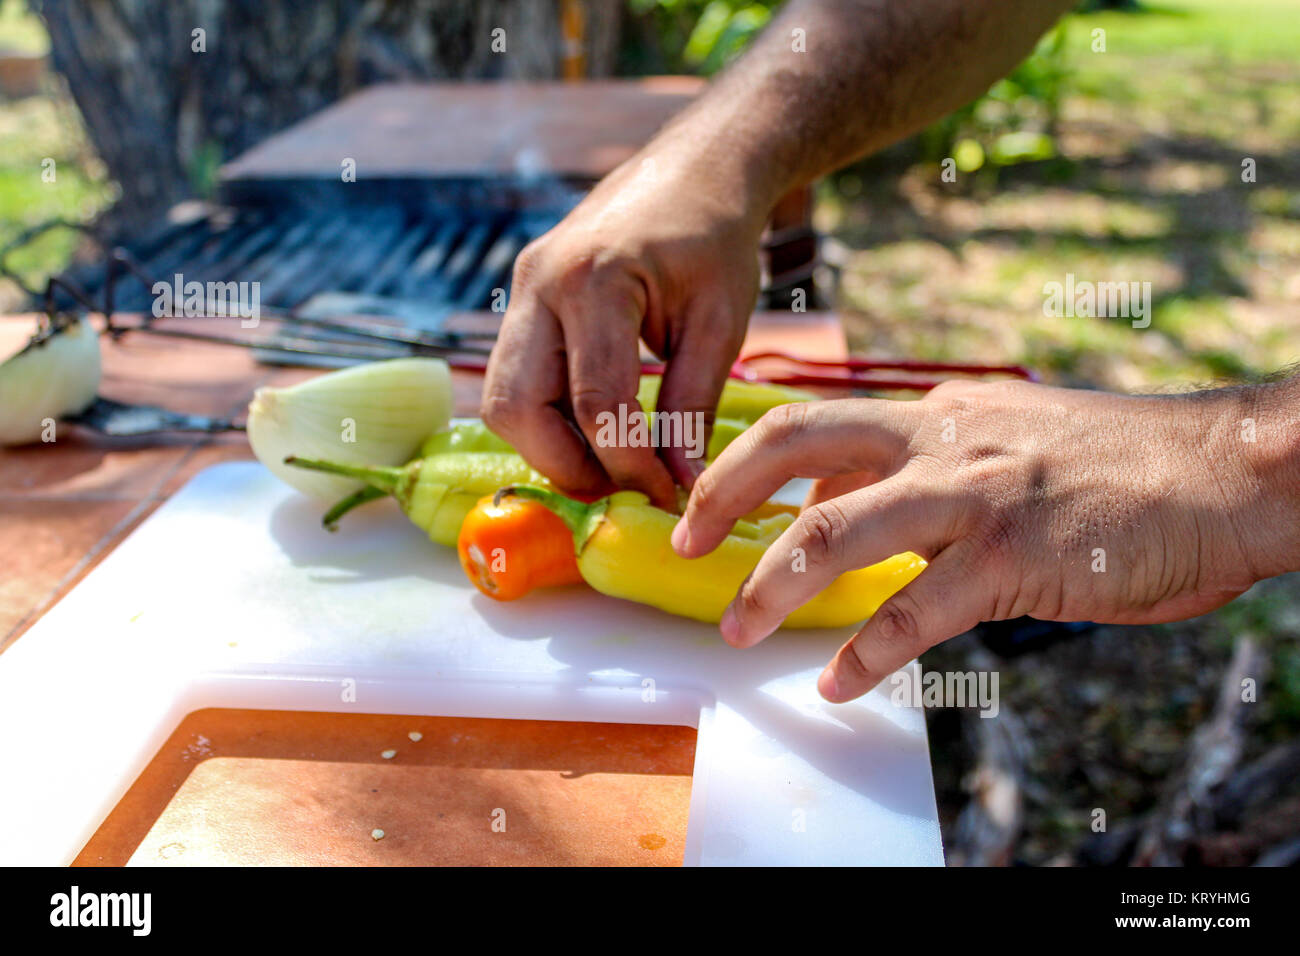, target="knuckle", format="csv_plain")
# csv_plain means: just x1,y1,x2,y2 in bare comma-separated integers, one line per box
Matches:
738,575,775,619
689,468,721,513
870,597,923,653
841,638,876,684
511,240,548,284
480,389,522,435
571,387,617,429
795,501,849,564
554,246,633,300
927,379,978,401
757,401,810,443
937,397,975,423
554,252,596,300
